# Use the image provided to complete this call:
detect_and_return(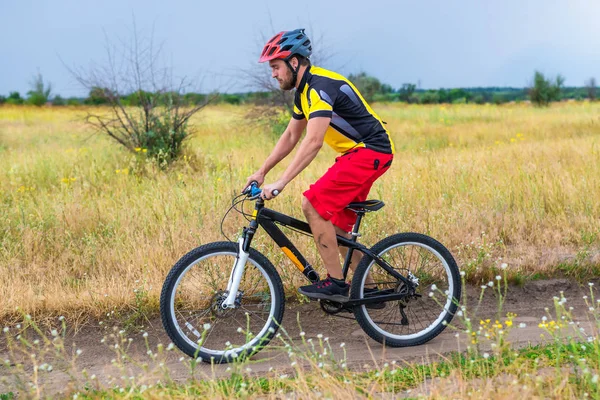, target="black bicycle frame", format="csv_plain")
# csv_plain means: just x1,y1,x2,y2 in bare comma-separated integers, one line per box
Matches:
241,199,413,299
